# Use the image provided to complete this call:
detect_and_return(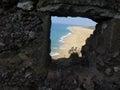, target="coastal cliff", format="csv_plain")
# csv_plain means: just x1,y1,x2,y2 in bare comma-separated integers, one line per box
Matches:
0,0,120,90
